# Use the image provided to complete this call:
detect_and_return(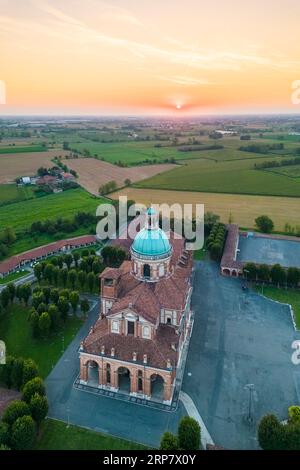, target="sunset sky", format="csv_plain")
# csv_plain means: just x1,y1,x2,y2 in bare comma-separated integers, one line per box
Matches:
1,0,300,115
